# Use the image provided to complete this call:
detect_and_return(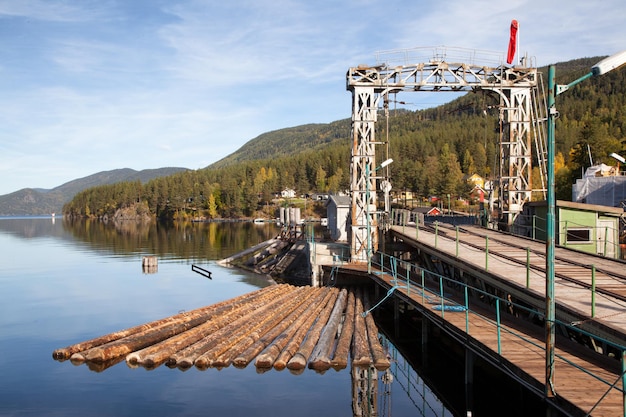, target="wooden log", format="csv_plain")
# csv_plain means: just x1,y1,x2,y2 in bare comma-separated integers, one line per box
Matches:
170,285,300,369
203,286,316,369
167,284,297,368
127,284,287,368
53,284,283,360
217,238,279,266
330,288,356,370
255,287,336,369
232,287,328,368
286,288,341,370
362,291,390,371
308,288,348,371
352,287,372,367
78,285,289,364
